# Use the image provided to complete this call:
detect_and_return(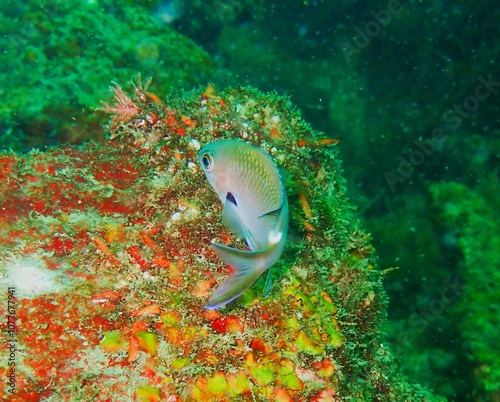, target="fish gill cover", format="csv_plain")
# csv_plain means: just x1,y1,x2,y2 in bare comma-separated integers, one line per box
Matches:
0,80,444,401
